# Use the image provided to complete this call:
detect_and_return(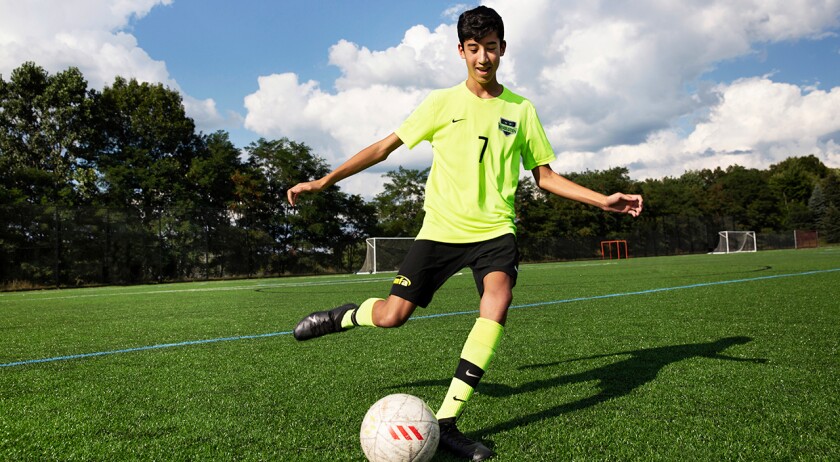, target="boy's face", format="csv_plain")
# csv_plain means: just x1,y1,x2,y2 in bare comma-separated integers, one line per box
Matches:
458,31,506,87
